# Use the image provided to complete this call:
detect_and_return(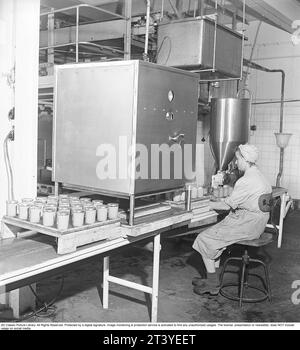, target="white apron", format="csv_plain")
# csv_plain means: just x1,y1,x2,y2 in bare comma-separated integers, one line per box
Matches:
193,166,272,260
